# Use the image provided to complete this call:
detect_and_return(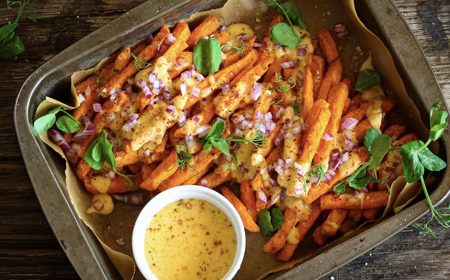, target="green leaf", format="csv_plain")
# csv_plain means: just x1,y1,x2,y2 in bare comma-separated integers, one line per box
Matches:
84,138,103,170
400,141,425,183
91,142,102,162
257,209,274,236
364,128,380,153
348,175,371,190
417,143,446,172
27,12,37,23
0,22,18,43
33,107,63,134
293,99,300,115
55,115,82,133
0,33,25,60
429,102,448,141
193,38,222,75
211,139,230,157
278,1,307,29
202,142,213,153
368,134,392,169
206,119,225,139
100,131,116,171
271,208,284,231
355,69,381,92
333,182,346,194
270,22,301,49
